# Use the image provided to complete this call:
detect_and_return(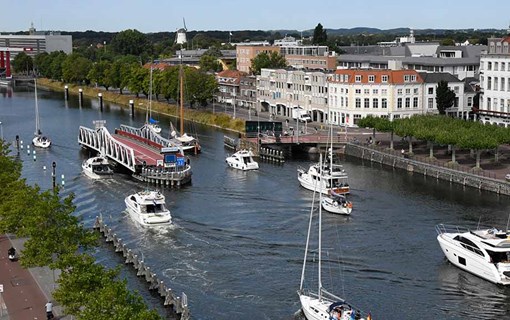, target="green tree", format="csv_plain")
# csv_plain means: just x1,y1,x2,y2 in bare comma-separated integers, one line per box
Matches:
111,29,152,56
312,23,328,45
62,53,93,84
250,51,287,75
12,52,33,75
199,55,223,72
88,60,112,90
436,80,456,115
